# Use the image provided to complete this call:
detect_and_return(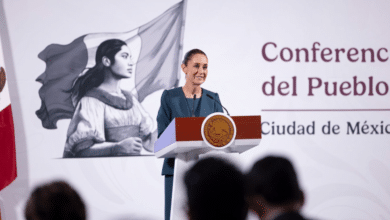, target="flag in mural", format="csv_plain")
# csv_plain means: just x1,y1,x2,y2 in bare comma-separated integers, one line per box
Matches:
0,35,17,191
36,1,185,129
